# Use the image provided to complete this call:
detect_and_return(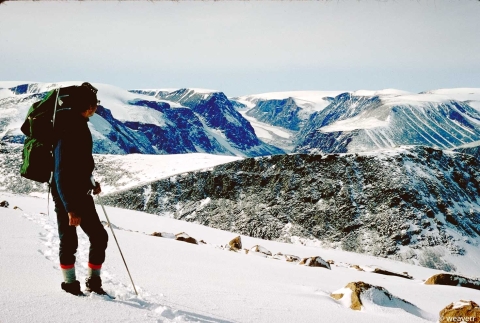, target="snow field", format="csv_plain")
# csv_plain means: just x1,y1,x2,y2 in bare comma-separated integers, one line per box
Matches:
1,193,480,323
94,153,242,195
